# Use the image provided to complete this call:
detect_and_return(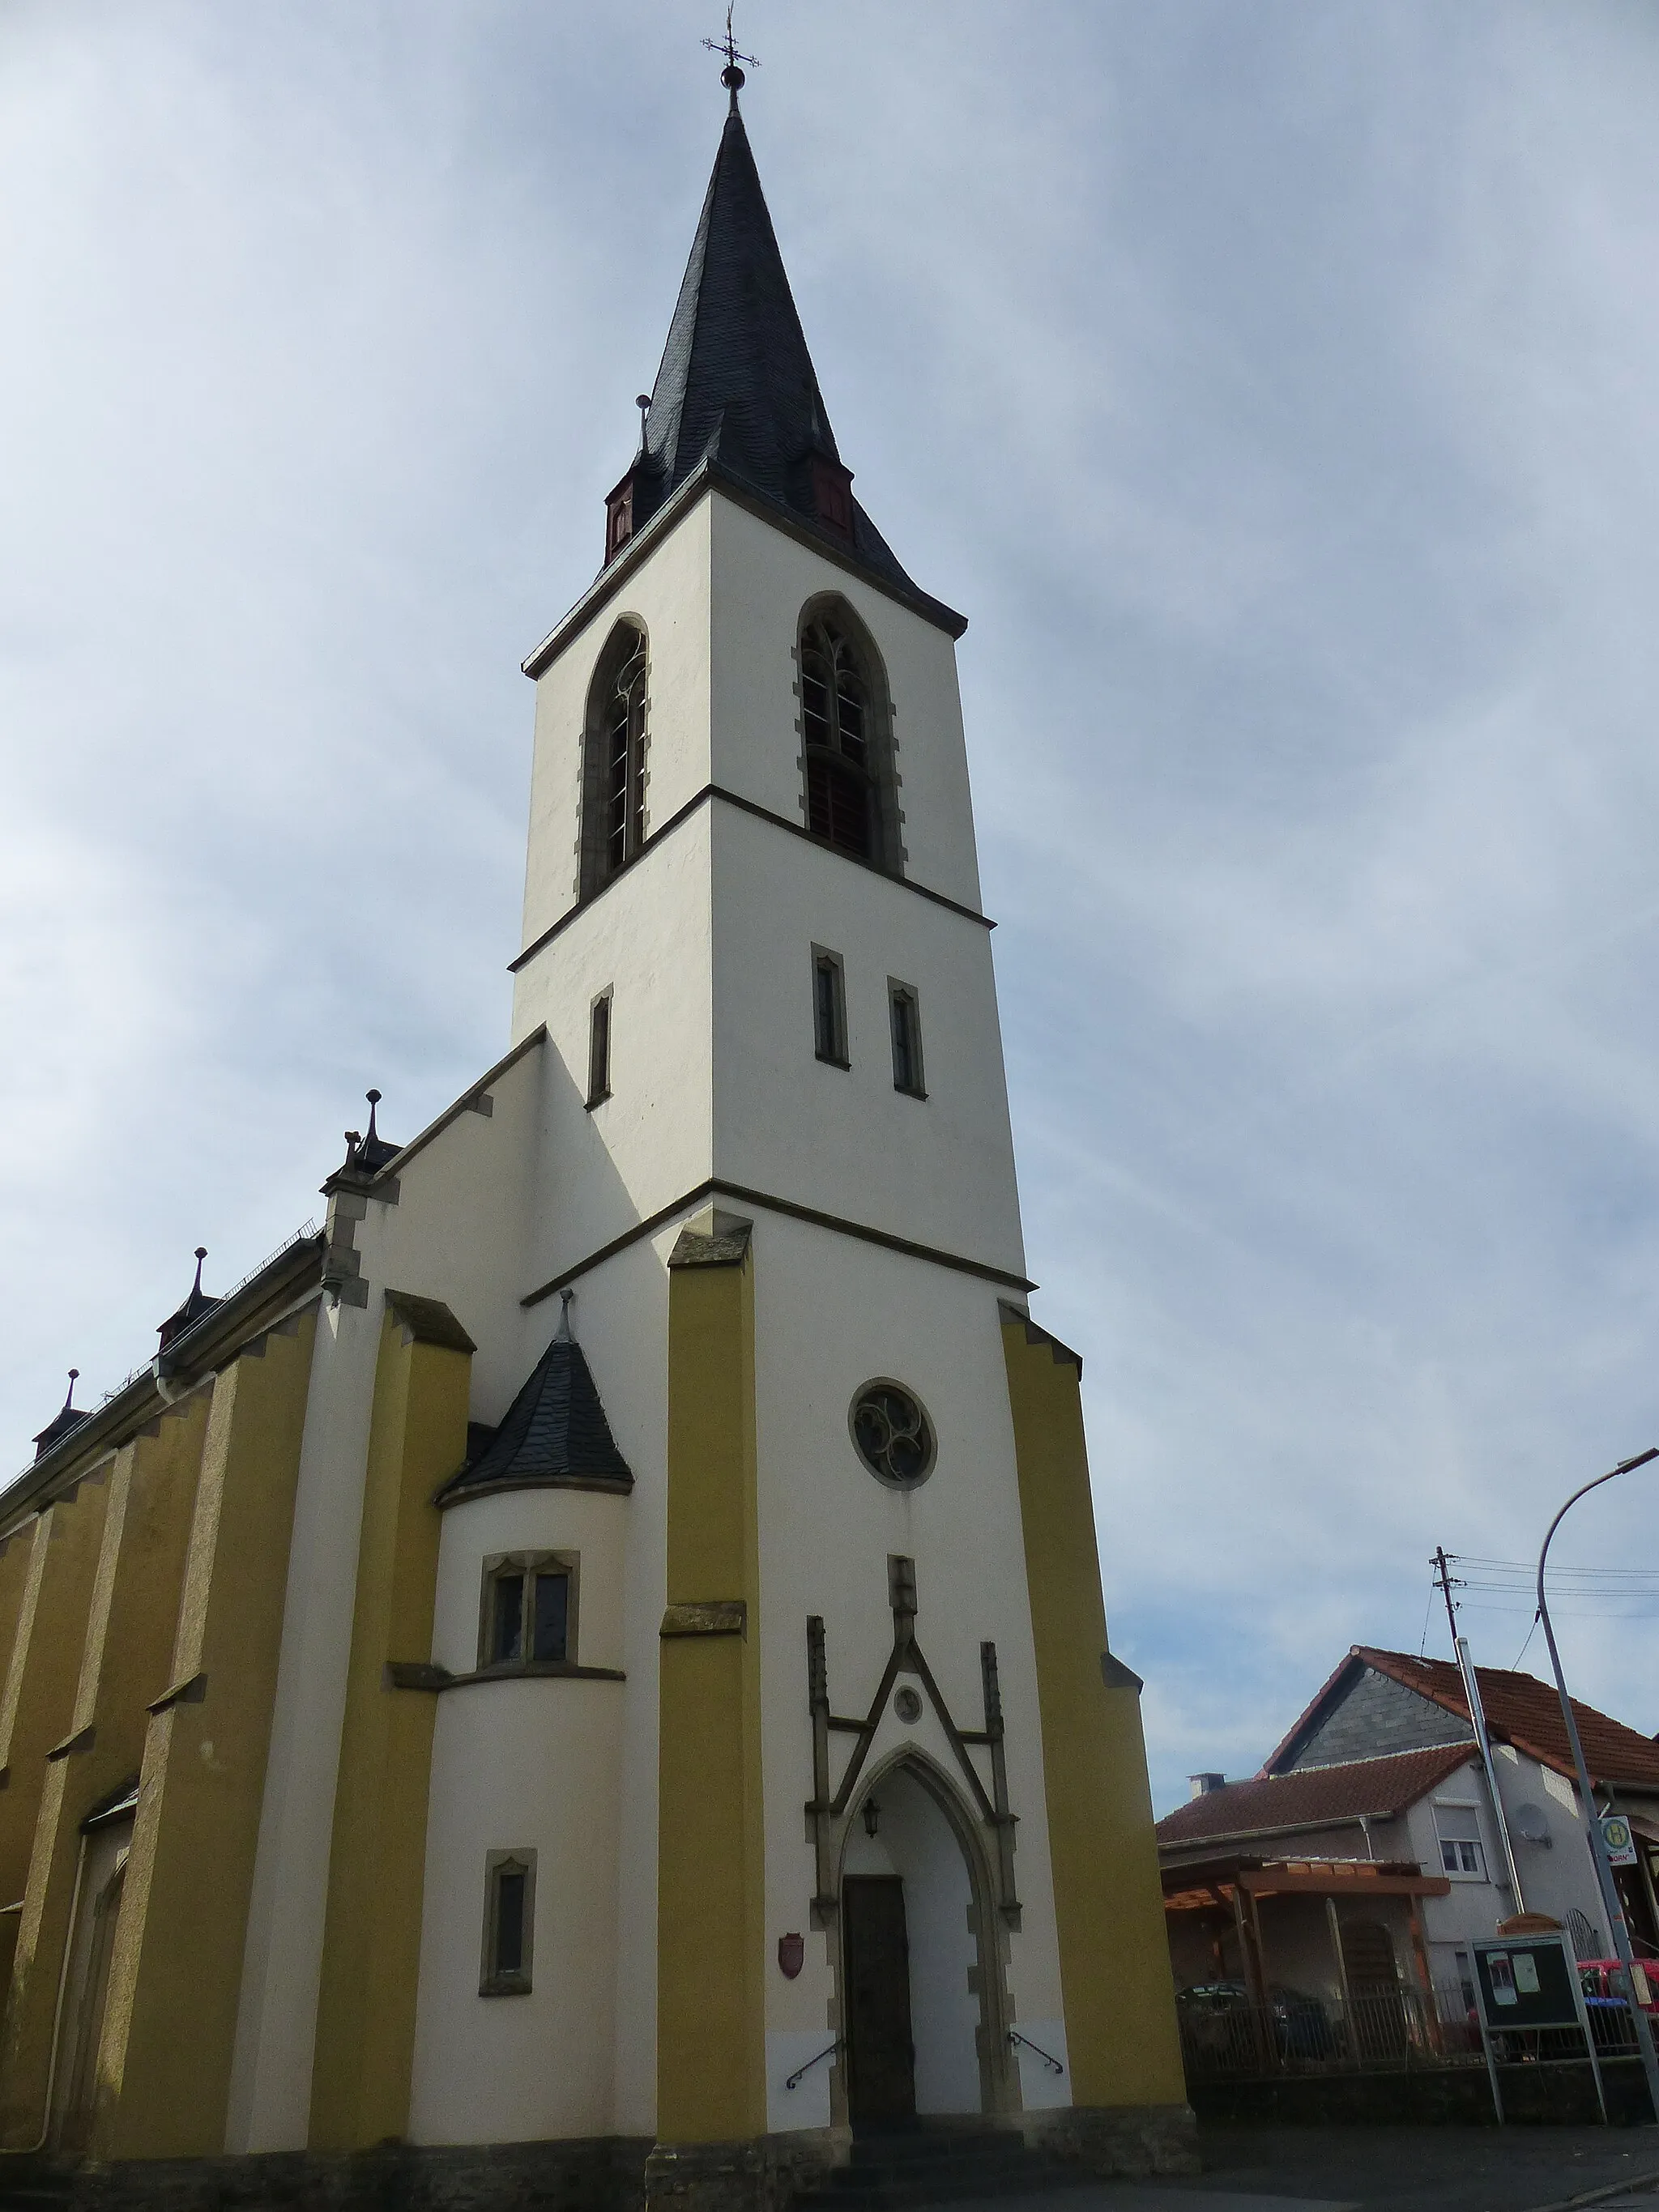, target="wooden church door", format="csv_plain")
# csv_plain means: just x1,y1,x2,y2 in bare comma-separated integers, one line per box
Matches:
842,1876,915,2126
